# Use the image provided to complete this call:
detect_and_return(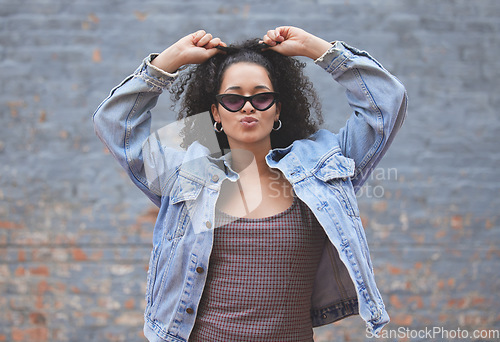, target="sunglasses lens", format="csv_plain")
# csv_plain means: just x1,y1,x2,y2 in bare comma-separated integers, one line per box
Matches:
252,93,275,110
221,95,245,111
